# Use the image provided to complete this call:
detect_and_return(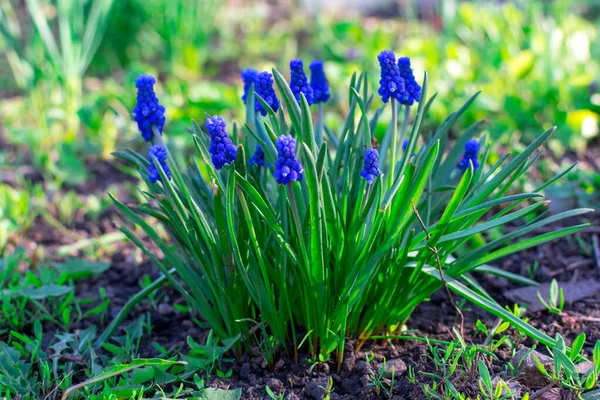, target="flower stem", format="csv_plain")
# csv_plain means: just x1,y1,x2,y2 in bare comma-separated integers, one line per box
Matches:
400,104,410,140
316,103,324,147
387,99,398,188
